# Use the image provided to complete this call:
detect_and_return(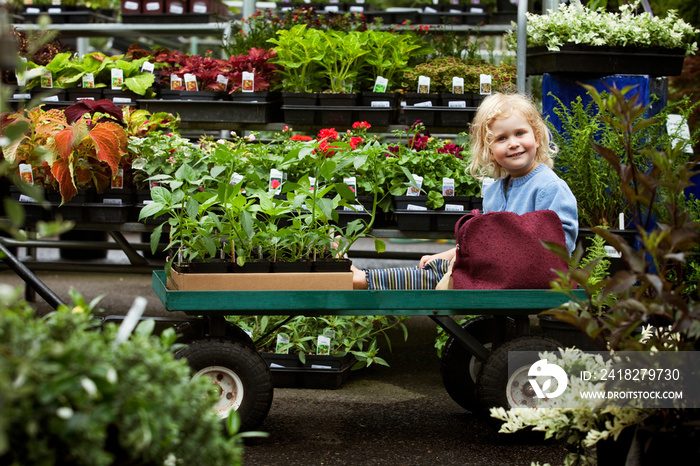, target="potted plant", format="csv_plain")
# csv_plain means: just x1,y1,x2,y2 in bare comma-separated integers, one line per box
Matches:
227,312,410,378
359,29,426,121
267,24,325,104
0,291,247,465
315,29,368,107
515,2,699,76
